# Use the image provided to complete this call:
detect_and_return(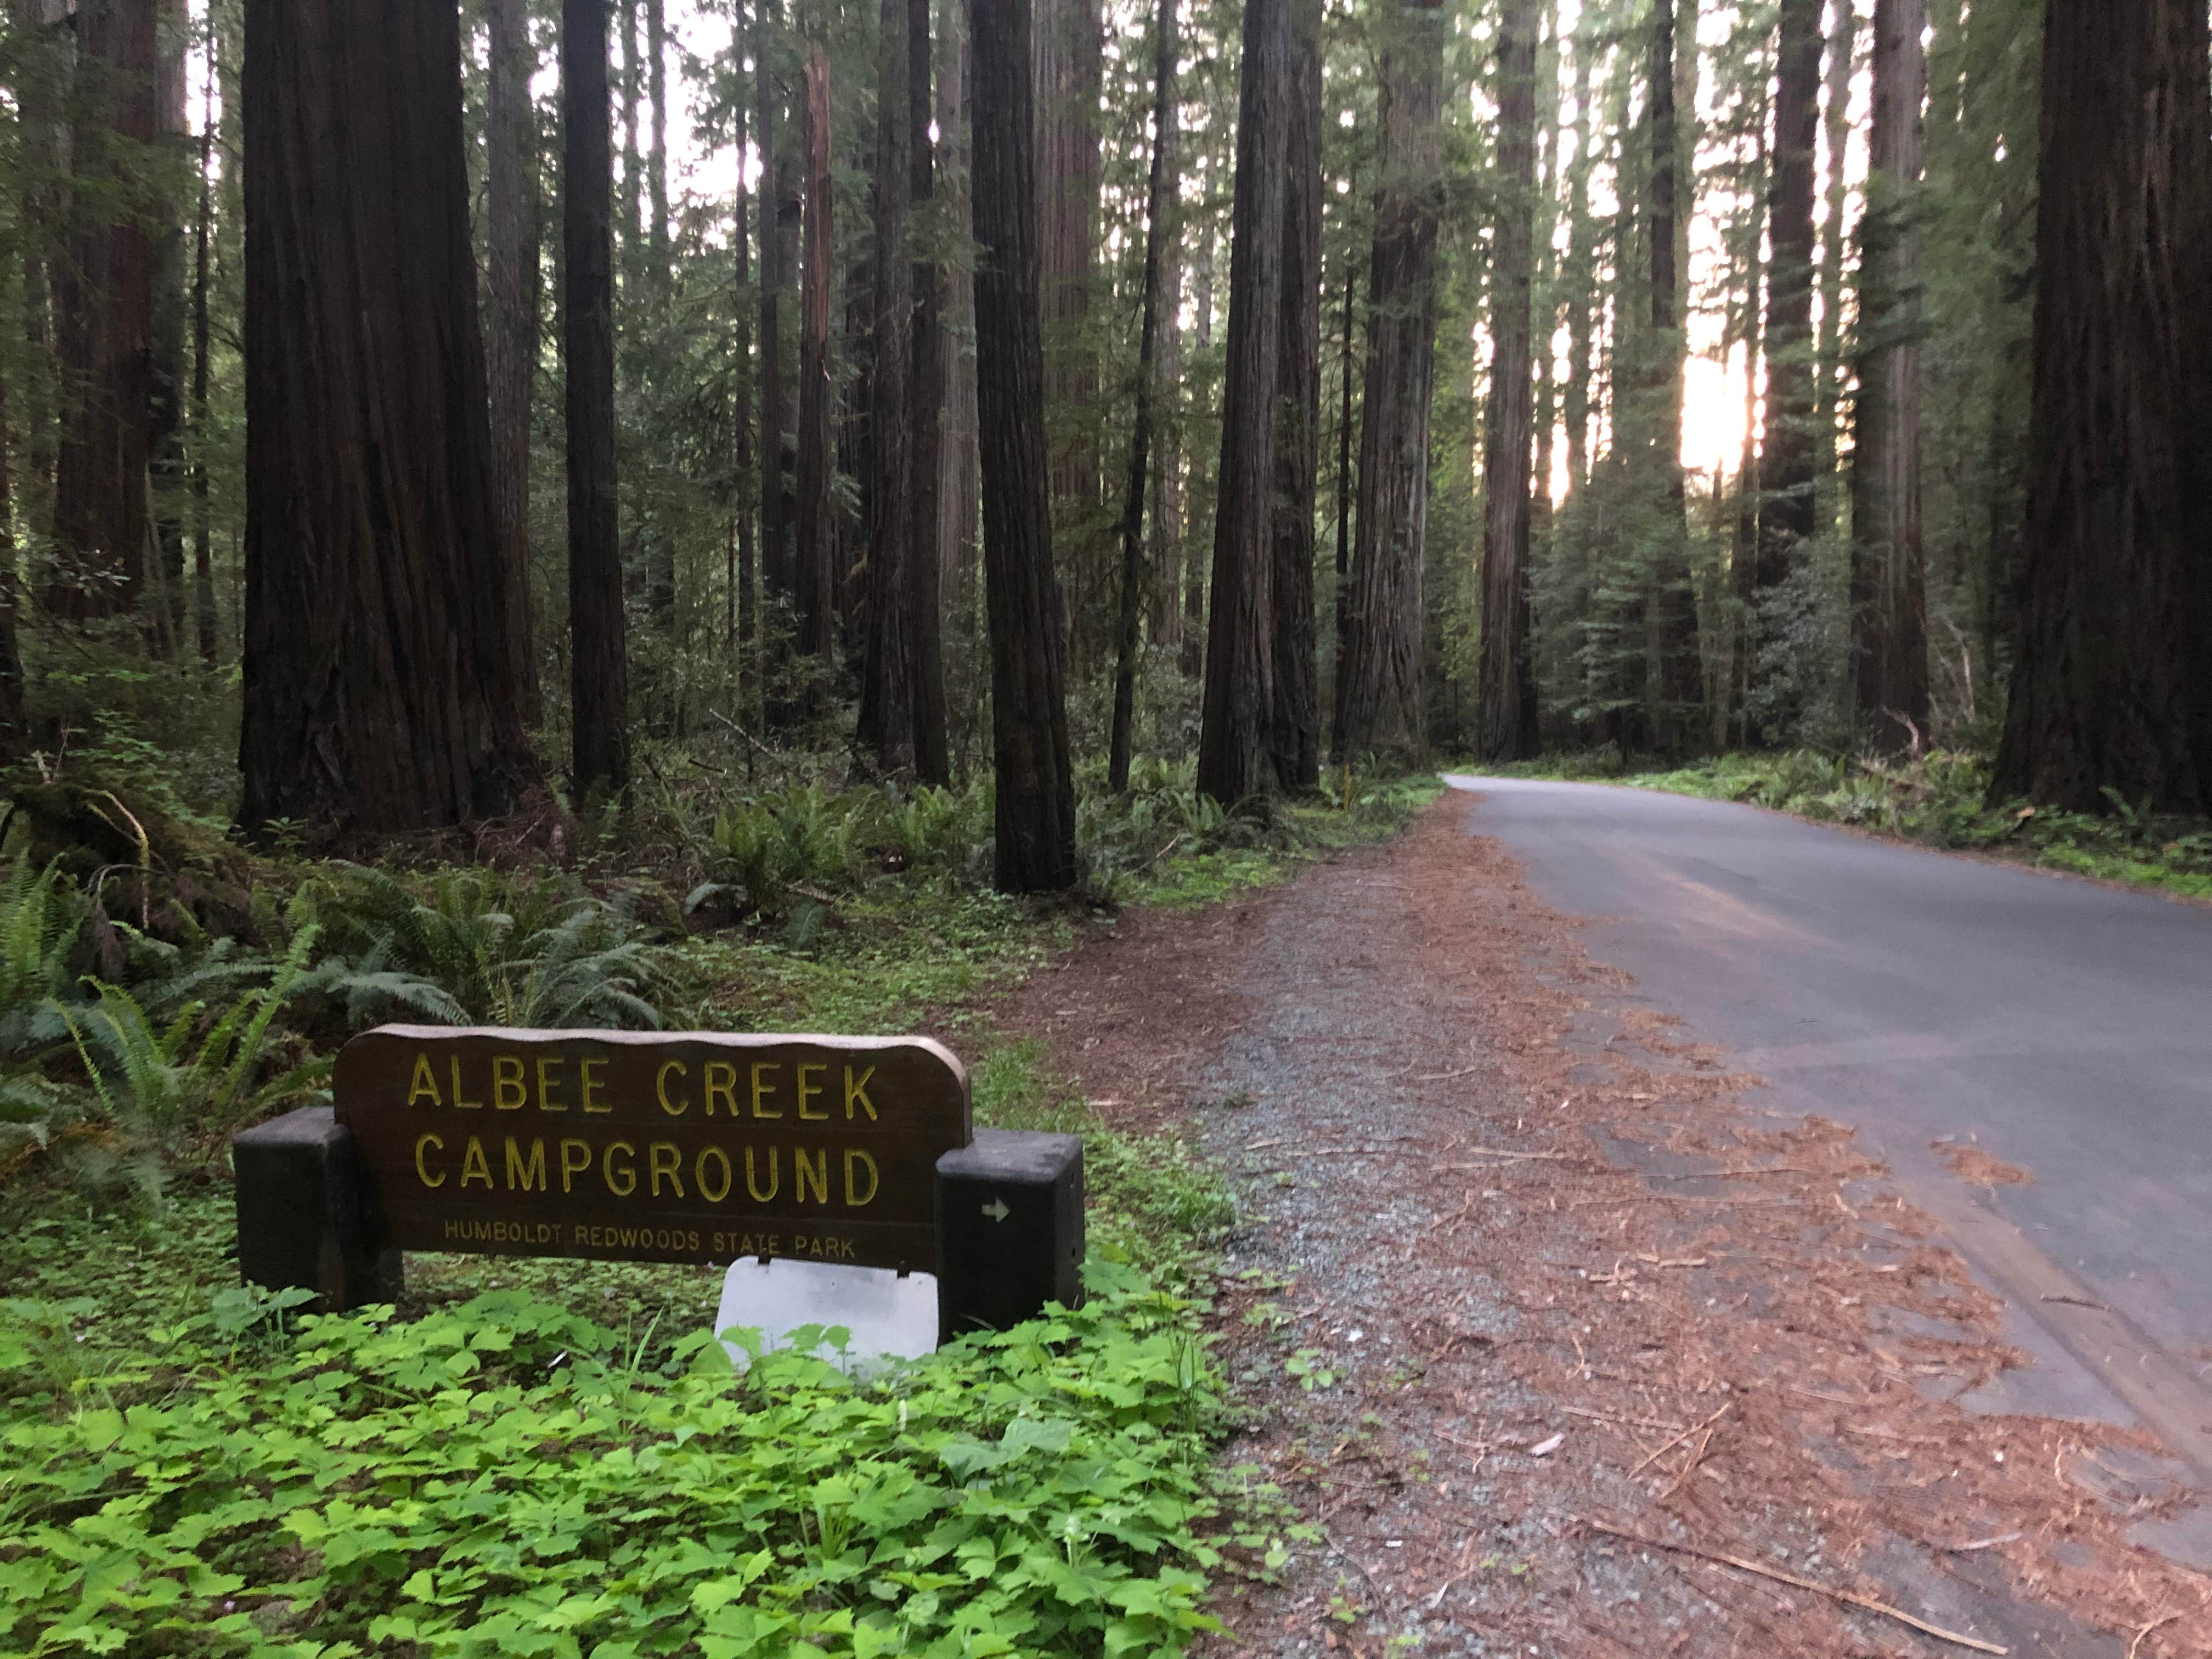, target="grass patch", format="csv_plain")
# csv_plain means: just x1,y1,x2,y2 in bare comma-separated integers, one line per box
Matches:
1476,748,2212,900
